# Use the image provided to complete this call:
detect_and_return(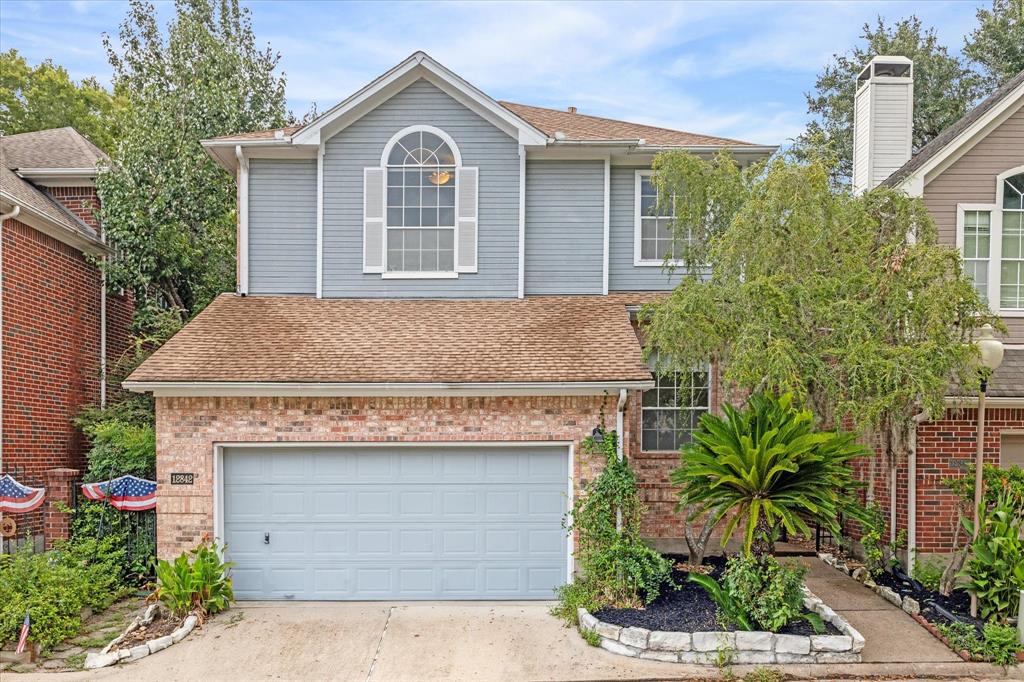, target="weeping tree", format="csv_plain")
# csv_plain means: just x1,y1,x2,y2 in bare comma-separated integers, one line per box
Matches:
97,0,289,332
640,150,995,544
